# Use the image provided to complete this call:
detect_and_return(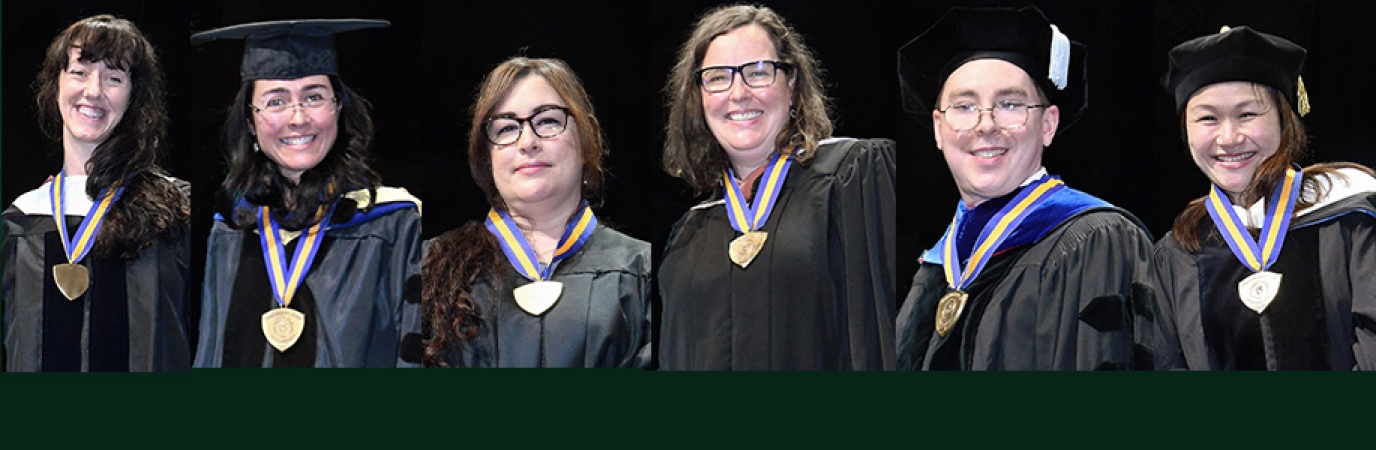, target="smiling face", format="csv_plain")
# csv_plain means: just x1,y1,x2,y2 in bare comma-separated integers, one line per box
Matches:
700,24,795,173
933,59,1058,208
58,47,130,150
249,75,340,183
1184,81,1282,200
490,75,584,213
